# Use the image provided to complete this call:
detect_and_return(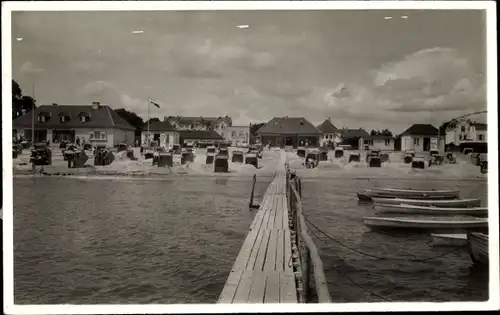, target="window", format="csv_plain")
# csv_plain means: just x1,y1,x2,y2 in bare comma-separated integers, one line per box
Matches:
89,131,107,140
37,115,46,123
385,139,391,146
232,131,237,138
479,134,484,141
414,137,420,145
461,126,466,132
239,131,246,138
